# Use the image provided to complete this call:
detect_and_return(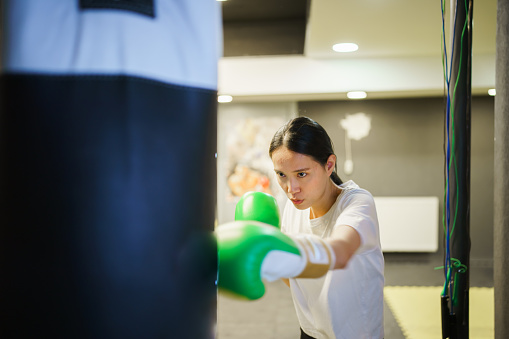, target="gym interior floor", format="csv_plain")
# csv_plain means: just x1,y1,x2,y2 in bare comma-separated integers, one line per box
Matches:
217,254,494,338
